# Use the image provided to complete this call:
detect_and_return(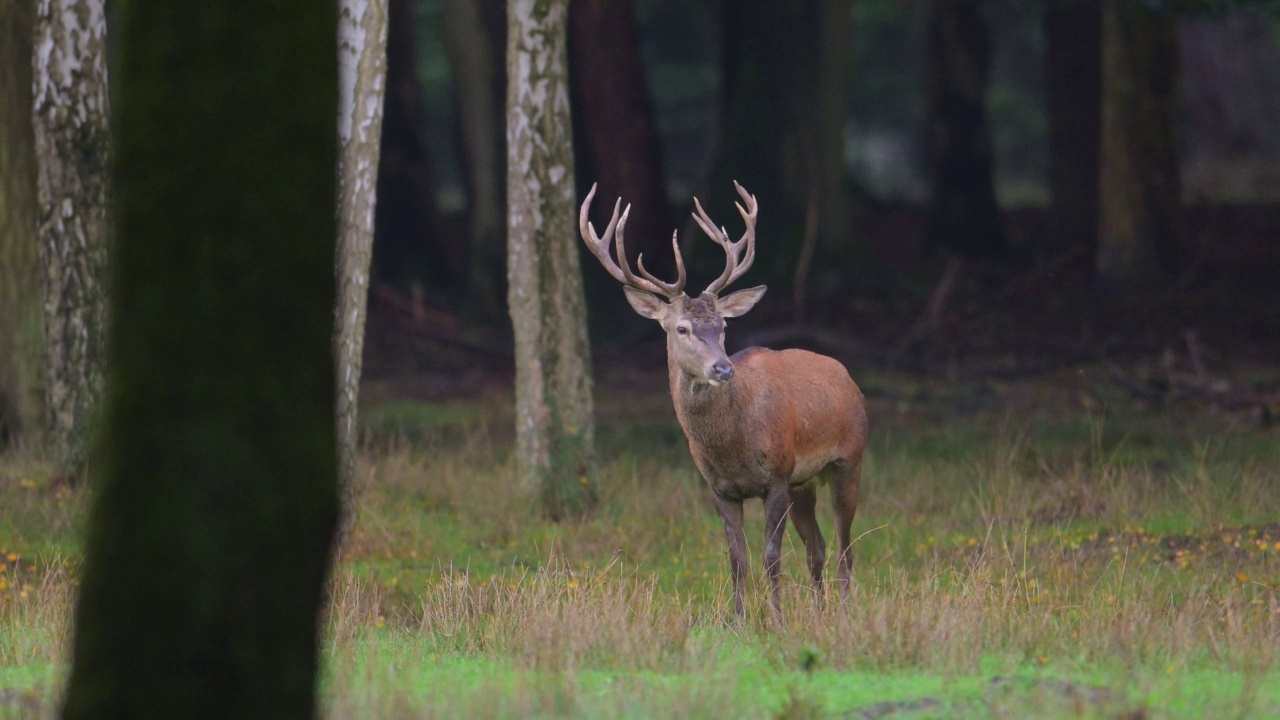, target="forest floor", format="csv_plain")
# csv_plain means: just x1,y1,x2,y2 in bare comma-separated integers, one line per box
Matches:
2,203,1279,717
